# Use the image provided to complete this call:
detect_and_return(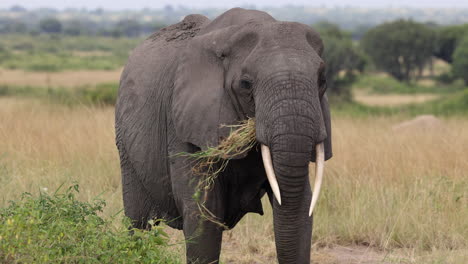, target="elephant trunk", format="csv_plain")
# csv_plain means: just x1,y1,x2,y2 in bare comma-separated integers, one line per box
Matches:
270,130,314,263
255,72,327,263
